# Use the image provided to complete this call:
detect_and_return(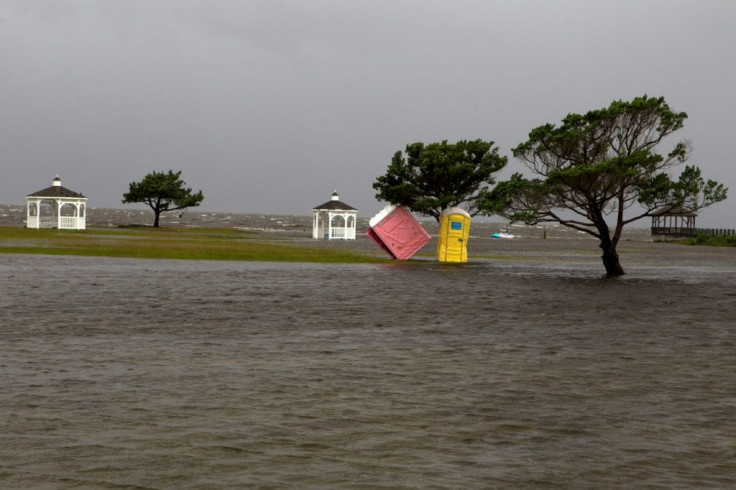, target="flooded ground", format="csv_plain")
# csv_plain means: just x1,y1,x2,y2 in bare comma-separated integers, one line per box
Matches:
1,205,735,488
